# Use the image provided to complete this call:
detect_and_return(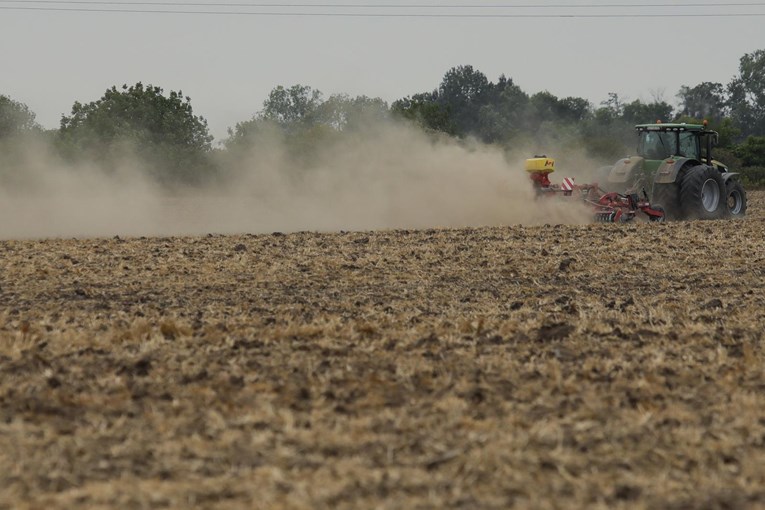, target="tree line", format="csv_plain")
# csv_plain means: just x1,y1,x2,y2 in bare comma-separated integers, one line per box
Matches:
2,49,764,188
